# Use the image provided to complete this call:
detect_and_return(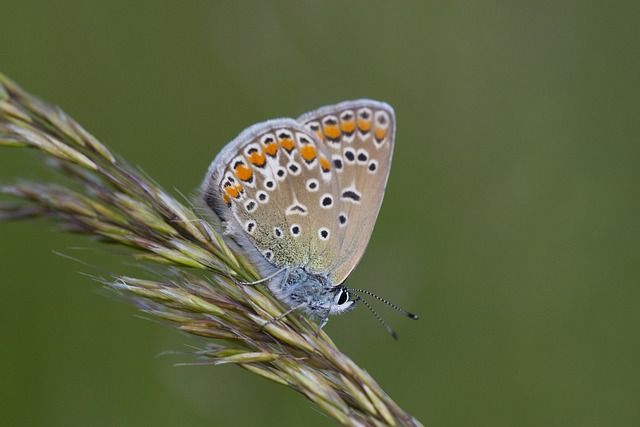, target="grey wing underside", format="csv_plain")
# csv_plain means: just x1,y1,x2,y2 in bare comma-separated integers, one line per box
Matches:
200,100,395,285
297,100,395,285
200,118,343,277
